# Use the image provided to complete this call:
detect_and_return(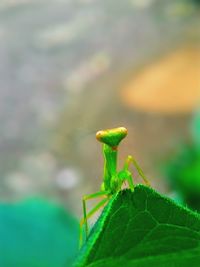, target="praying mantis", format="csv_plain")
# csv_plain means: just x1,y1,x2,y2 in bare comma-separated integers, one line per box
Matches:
79,127,150,247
